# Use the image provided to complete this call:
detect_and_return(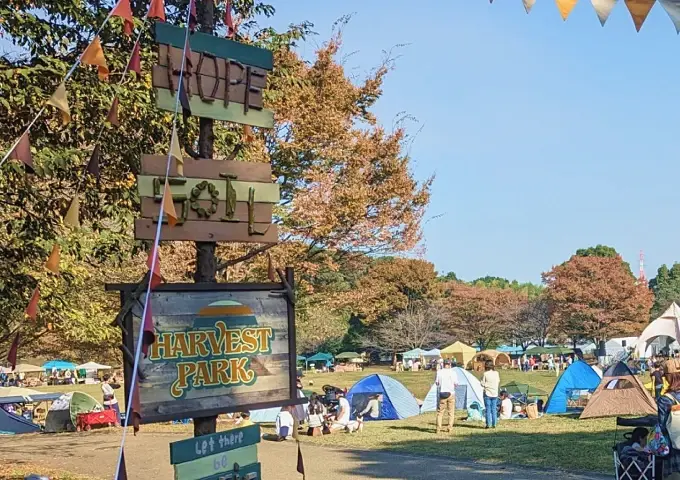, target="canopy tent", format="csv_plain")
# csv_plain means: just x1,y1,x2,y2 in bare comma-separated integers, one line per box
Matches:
42,360,76,371
10,364,43,374
44,392,102,433
423,348,441,358
496,345,524,355
421,367,484,413
440,341,477,368
347,374,420,421
306,352,333,362
401,348,426,360
0,408,40,434
335,352,362,360
605,340,626,356
501,381,548,397
547,347,574,355
545,361,601,414
296,355,306,362
580,362,657,419
577,342,598,354
75,362,111,371
0,387,62,405
473,350,512,367
635,303,680,357
525,346,550,355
